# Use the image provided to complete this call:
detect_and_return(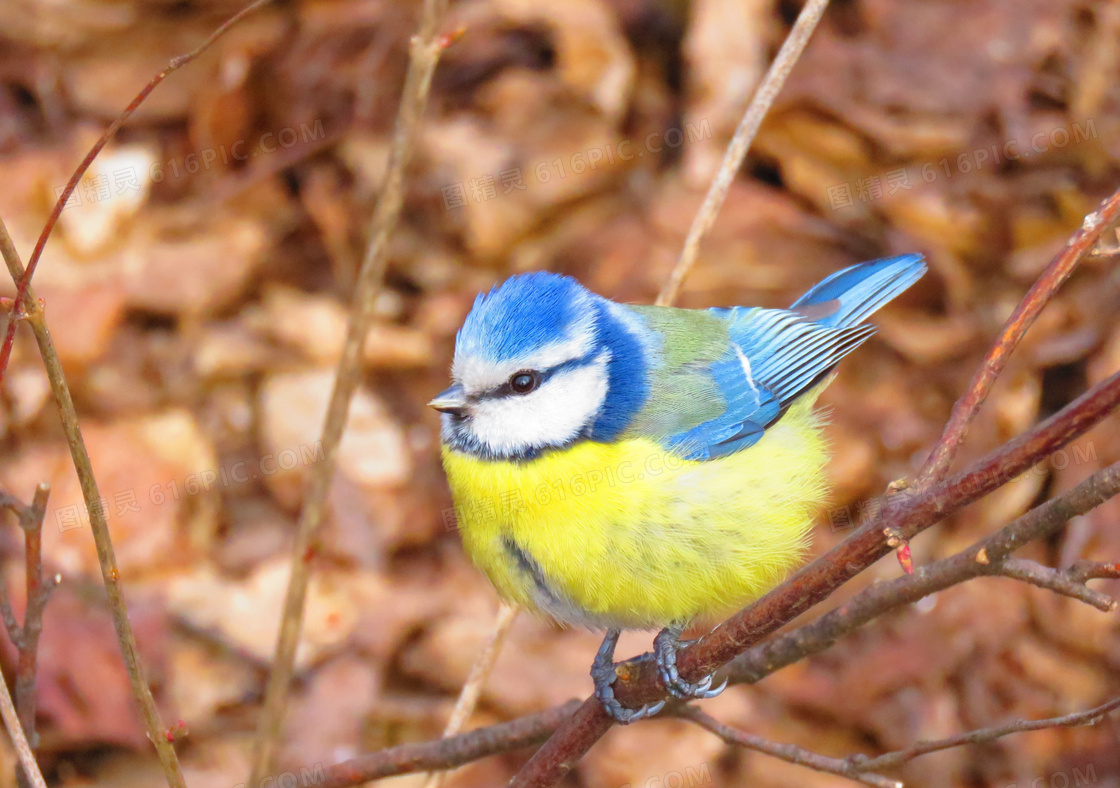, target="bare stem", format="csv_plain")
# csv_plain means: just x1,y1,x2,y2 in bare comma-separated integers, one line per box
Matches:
913,188,1120,487
996,556,1116,611
0,482,54,788
850,696,1120,773
684,697,1120,786
0,218,186,788
422,604,519,788
0,661,46,788
656,0,831,307
247,1,451,781
15,483,53,754
681,707,901,788
317,701,582,788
